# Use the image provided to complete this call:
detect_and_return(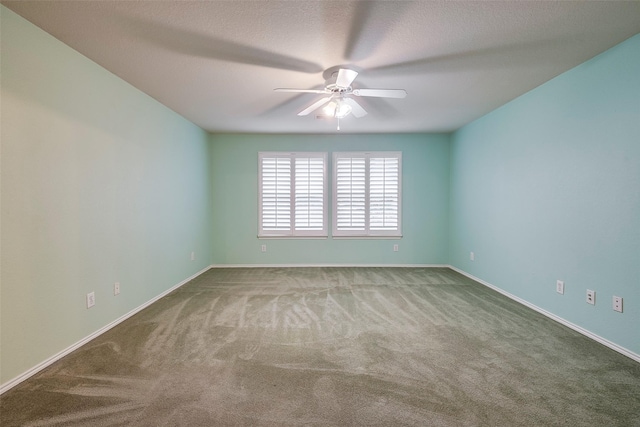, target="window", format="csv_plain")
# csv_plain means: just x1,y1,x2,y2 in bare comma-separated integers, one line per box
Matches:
258,152,327,237
333,152,402,237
